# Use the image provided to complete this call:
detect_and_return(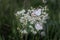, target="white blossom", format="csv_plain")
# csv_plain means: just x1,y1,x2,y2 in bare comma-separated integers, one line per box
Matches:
29,25,33,29
21,30,28,34
33,31,37,35
28,9,31,13
43,0,47,3
20,17,24,23
17,11,20,14
33,8,42,16
35,22,43,31
16,7,48,34
20,9,25,13
41,31,46,36
31,30,37,34
30,21,34,24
